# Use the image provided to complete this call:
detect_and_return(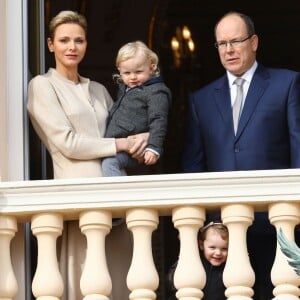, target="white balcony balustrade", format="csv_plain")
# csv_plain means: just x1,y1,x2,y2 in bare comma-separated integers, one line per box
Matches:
0,169,300,300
